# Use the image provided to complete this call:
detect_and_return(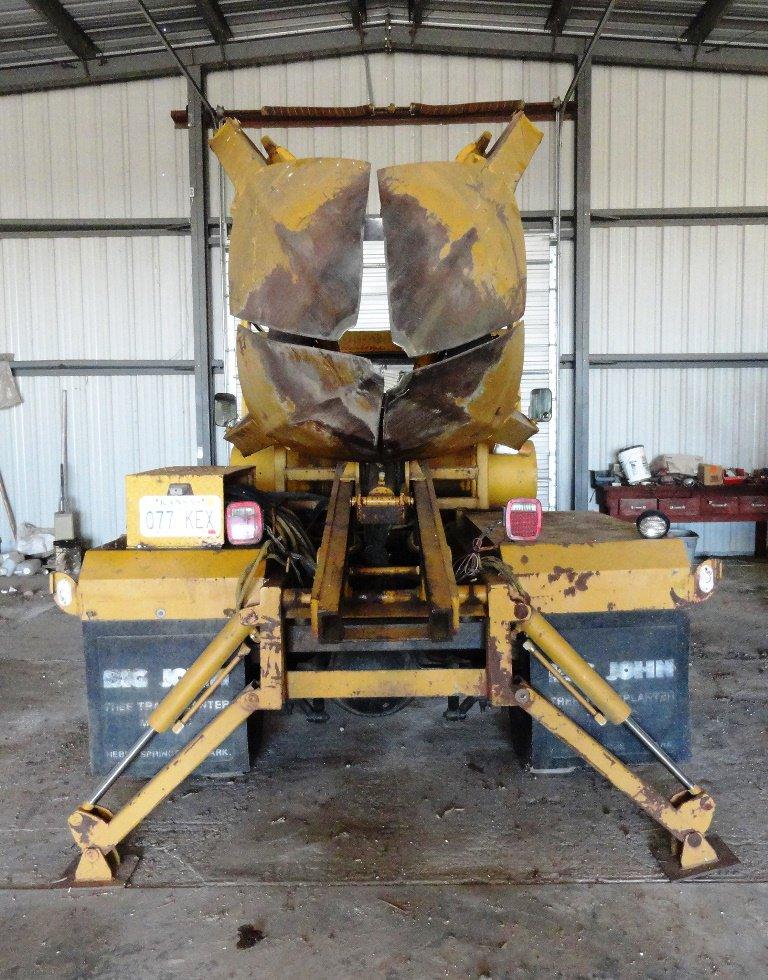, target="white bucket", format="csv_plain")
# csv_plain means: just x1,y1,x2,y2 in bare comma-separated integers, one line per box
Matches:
617,445,651,484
